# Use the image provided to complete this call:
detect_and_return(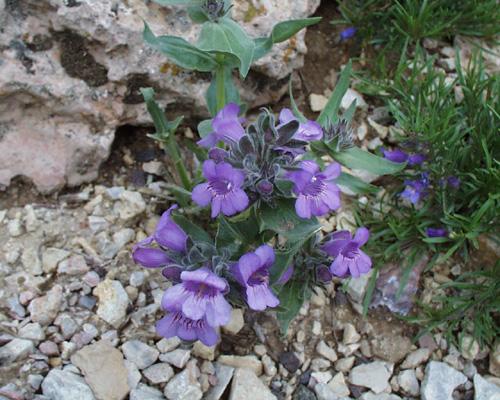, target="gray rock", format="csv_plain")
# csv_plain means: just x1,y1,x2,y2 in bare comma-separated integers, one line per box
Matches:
397,369,420,397
160,349,191,369
18,322,46,342
55,314,79,339
115,191,147,221
94,279,129,328
218,355,263,376
0,0,320,194
0,338,35,363
21,245,43,276
71,340,130,400
157,337,181,353
348,361,394,394
42,248,70,273
401,348,431,369
164,368,203,400
124,360,142,391
360,394,401,400
474,374,500,400
122,340,159,370
143,363,175,385
28,284,63,325
314,383,349,400
130,384,165,400
346,271,372,303
421,361,467,400
229,368,277,400
205,363,235,400
42,369,96,400
316,340,338,363
222,309,245,335
28,374,44,391
57,255,89,275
